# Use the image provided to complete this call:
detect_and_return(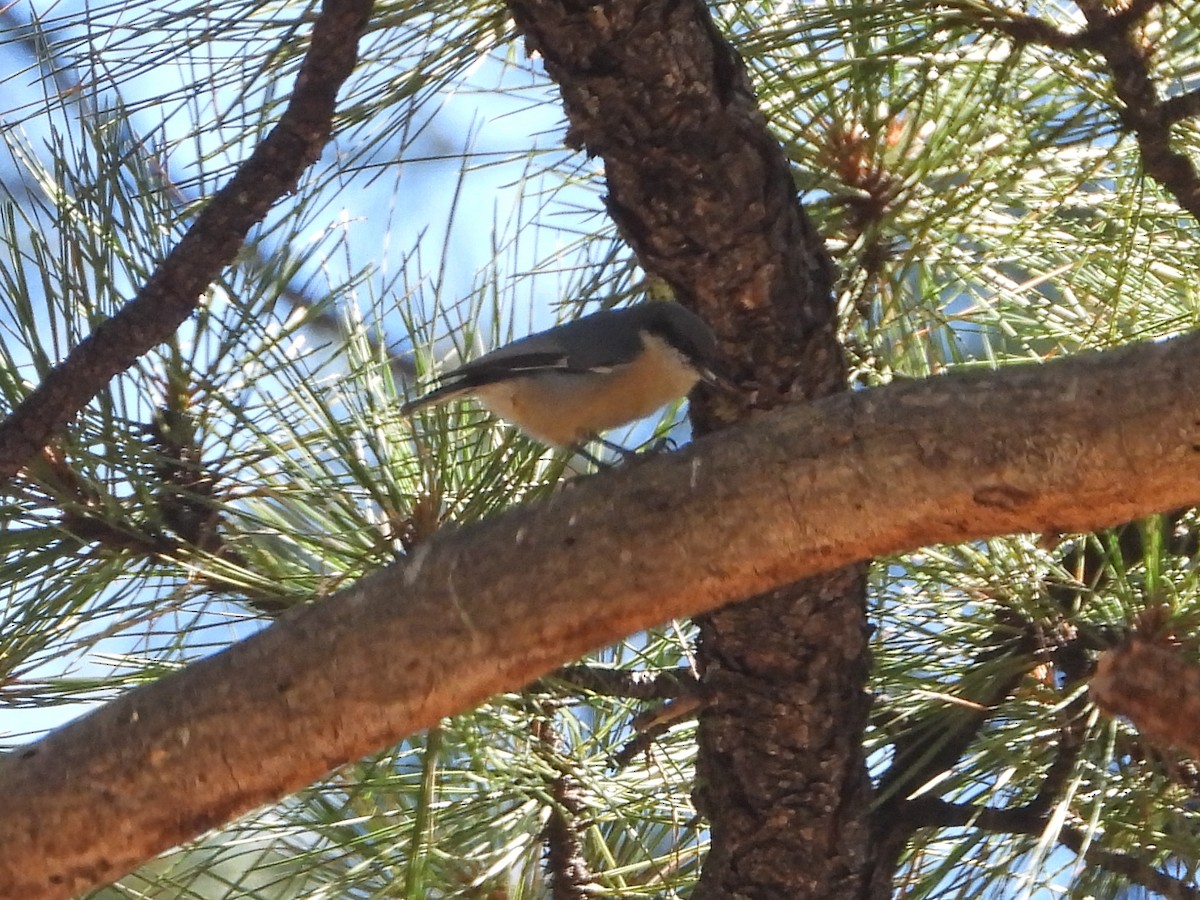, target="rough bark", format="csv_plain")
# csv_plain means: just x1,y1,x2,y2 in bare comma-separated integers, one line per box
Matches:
694,567,872,899
3,330,1200,899
502,0,865,894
